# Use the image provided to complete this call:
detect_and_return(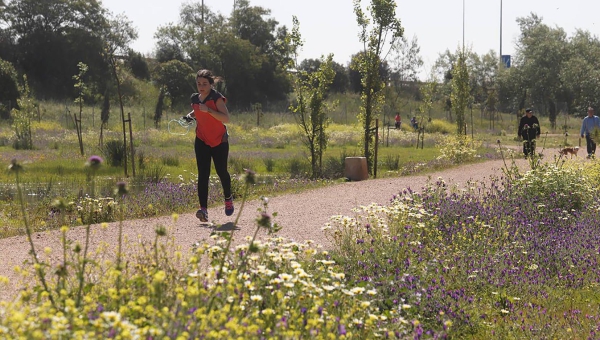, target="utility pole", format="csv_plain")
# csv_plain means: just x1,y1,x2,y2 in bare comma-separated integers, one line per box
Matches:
462,0,465,51
500,0,503,64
